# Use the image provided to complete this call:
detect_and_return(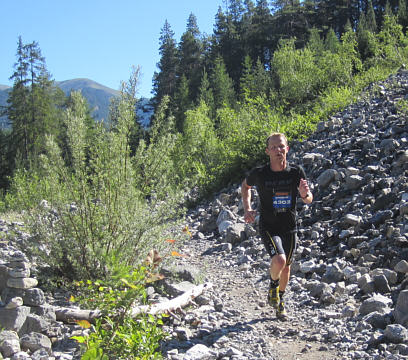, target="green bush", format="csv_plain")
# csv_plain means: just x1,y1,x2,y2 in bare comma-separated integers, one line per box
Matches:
72,262,165,359
5,90,185,280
